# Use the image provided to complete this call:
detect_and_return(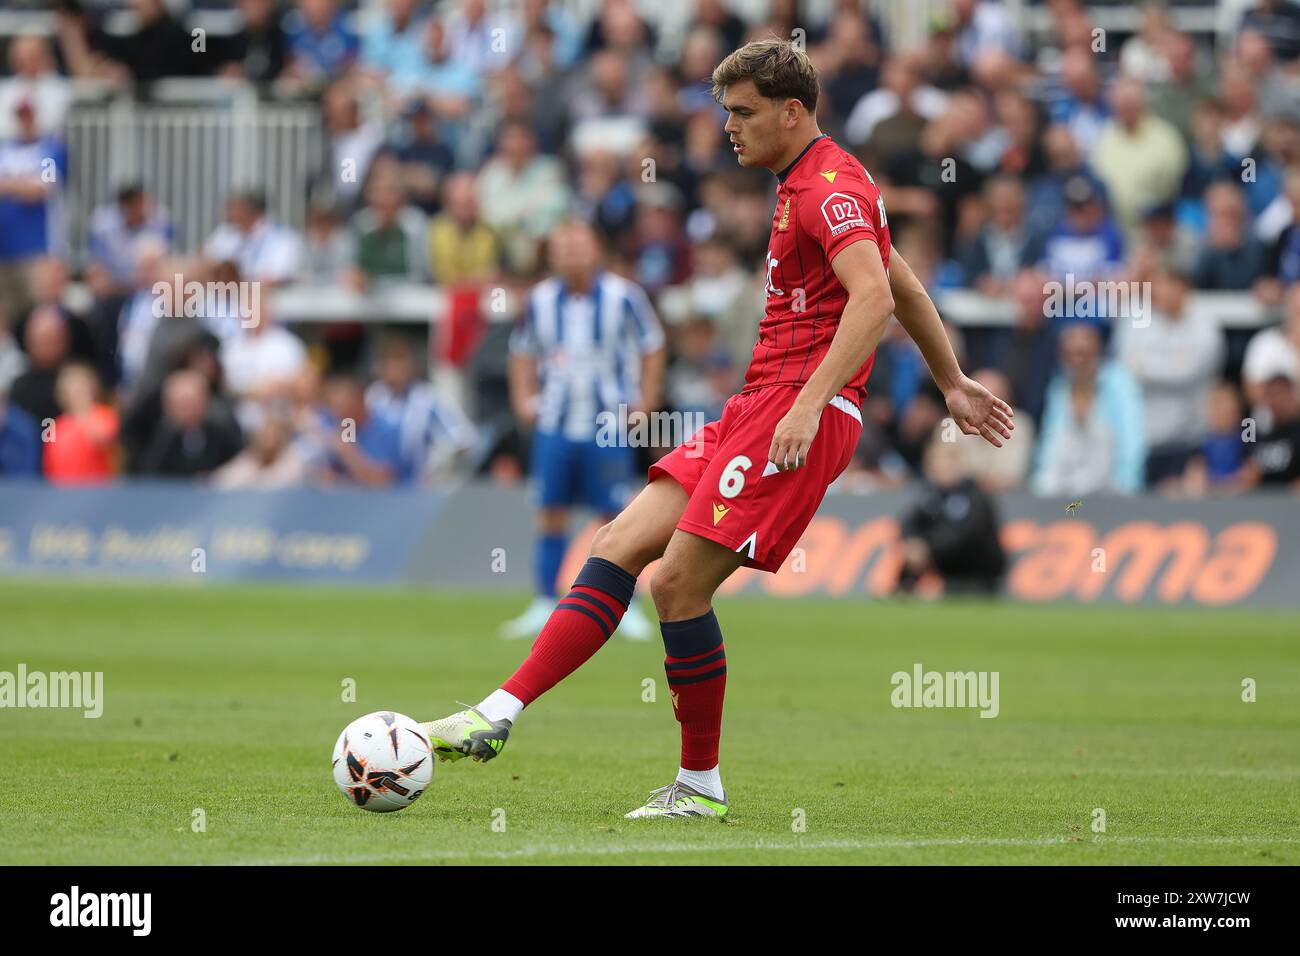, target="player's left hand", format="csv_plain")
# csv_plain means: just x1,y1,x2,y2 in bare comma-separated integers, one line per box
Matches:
768,402,822,471
944,374,1015,448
